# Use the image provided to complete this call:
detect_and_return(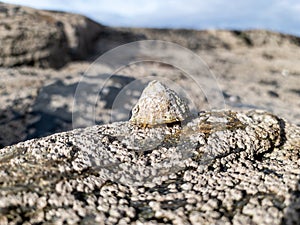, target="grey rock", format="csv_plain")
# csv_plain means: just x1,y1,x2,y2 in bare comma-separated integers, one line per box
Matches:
0,66,139,148
0,3,300,148
117,27,300,51
0,3,105,68
0,5,300,223
0,110,299,224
